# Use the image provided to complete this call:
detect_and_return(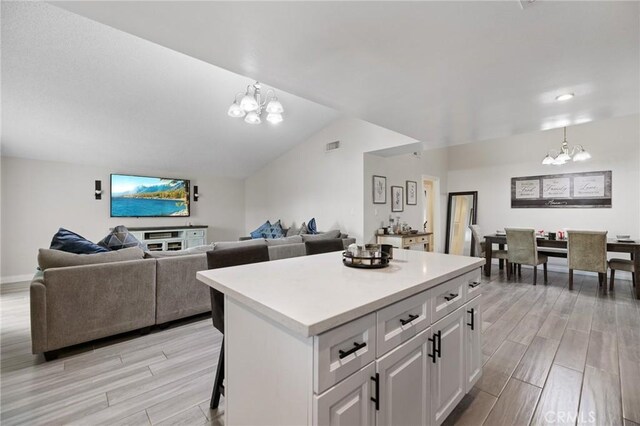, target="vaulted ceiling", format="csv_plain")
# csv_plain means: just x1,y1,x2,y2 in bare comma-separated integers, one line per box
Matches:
2,1,638,177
